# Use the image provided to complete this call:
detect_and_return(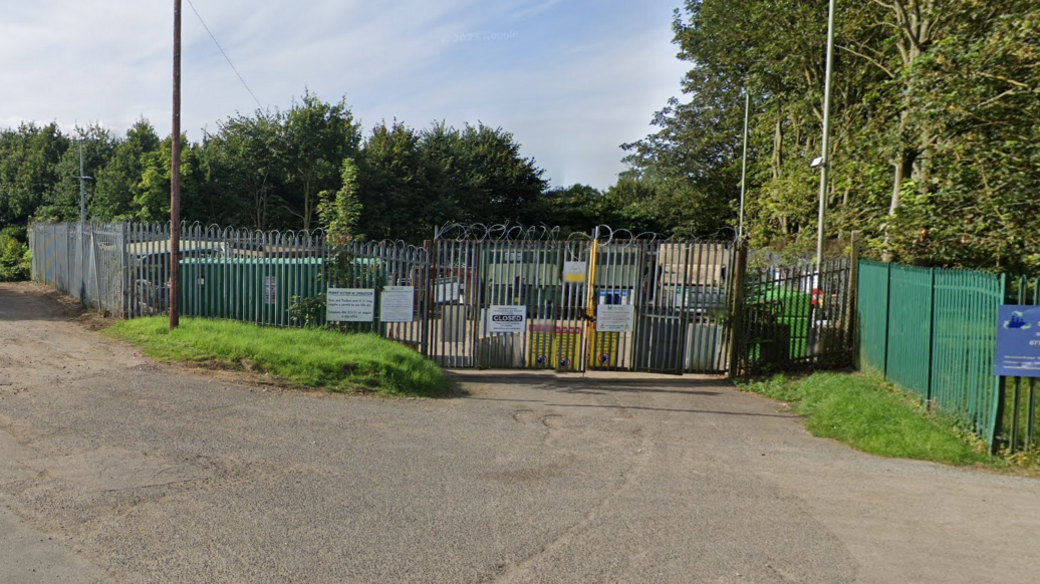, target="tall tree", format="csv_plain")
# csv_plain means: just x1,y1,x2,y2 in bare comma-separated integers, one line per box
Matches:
133,136,203,223
36,124,115,223
92,119,161,221
199,112,285,230
0,123,69,229
354,121,427,242
280,91,361,231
